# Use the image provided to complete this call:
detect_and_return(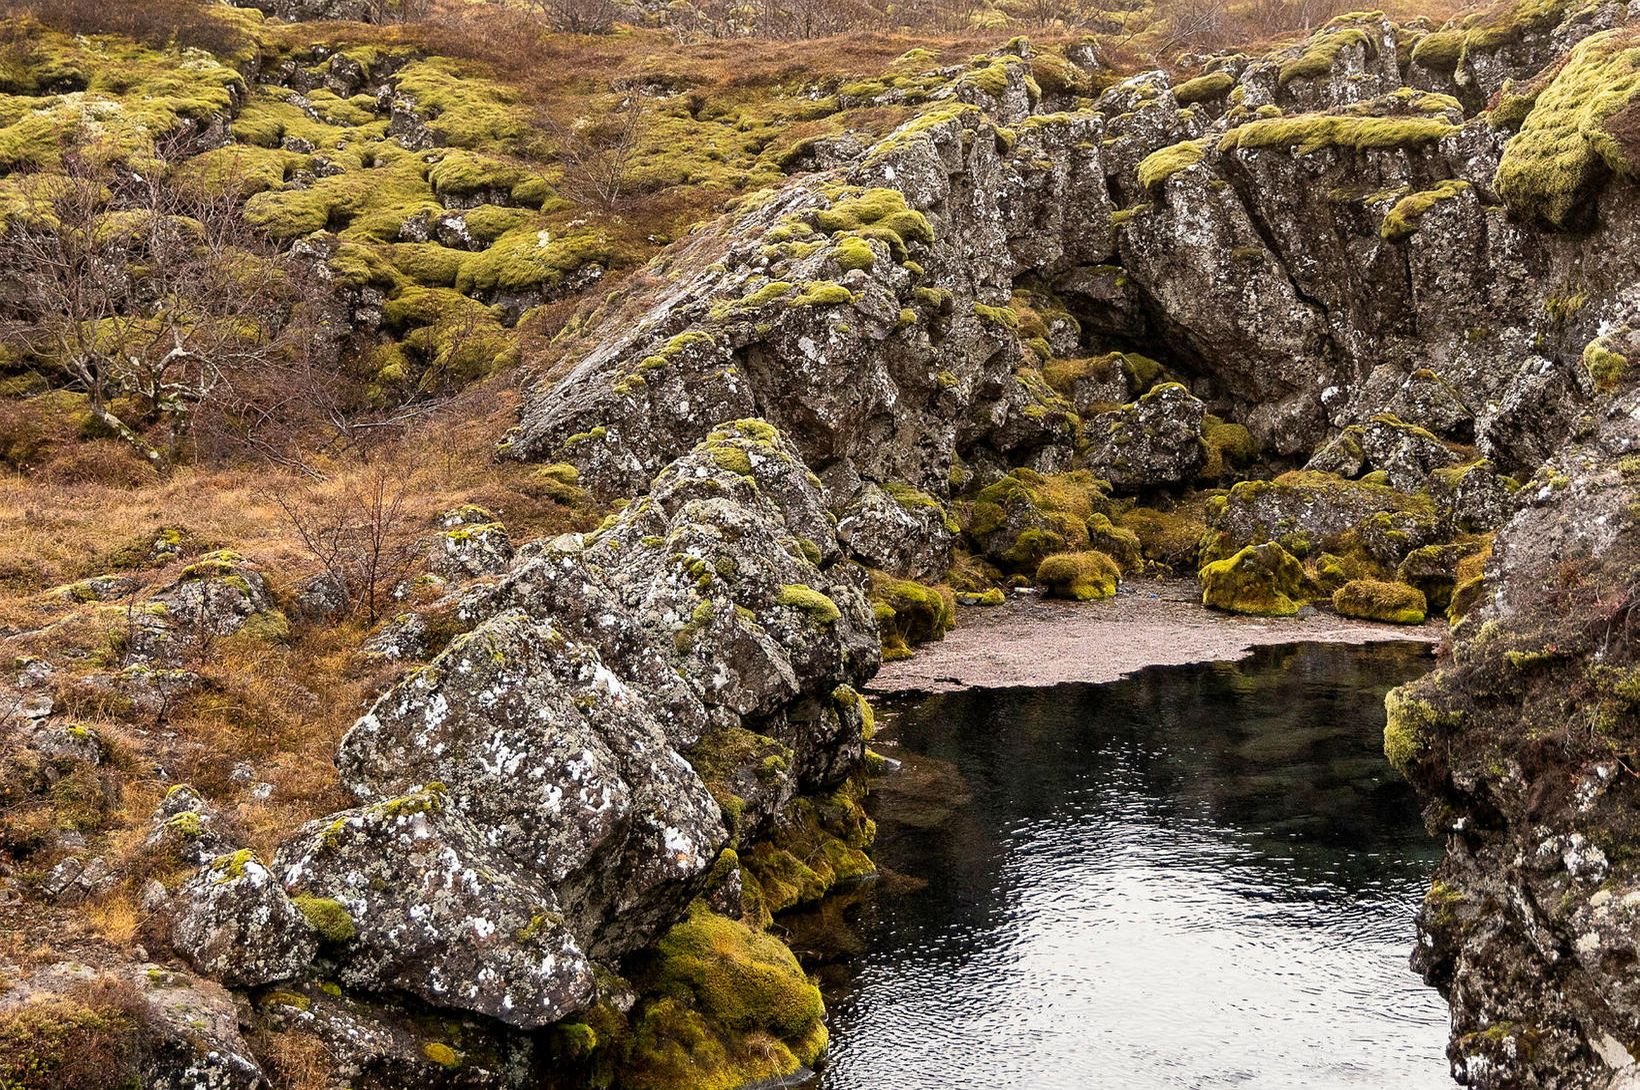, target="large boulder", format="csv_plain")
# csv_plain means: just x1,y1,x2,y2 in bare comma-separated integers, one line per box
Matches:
170,849,318,987
1084,382,1206,491
276,786,595,1030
